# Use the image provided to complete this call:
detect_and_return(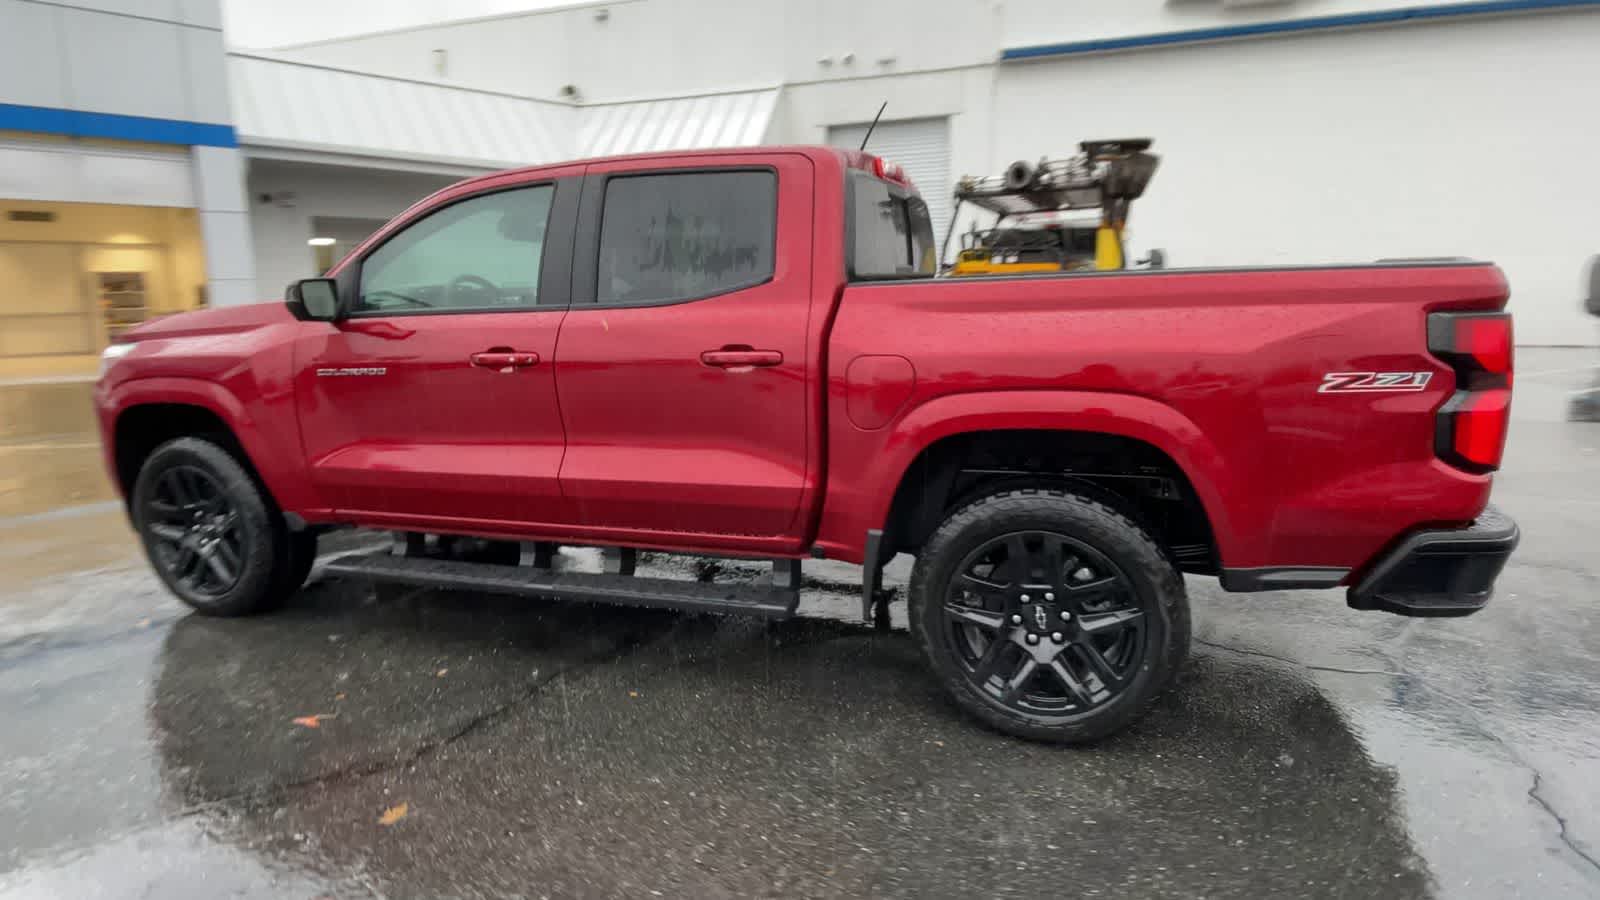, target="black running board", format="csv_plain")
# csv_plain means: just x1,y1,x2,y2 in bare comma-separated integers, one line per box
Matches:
323,552,800,619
